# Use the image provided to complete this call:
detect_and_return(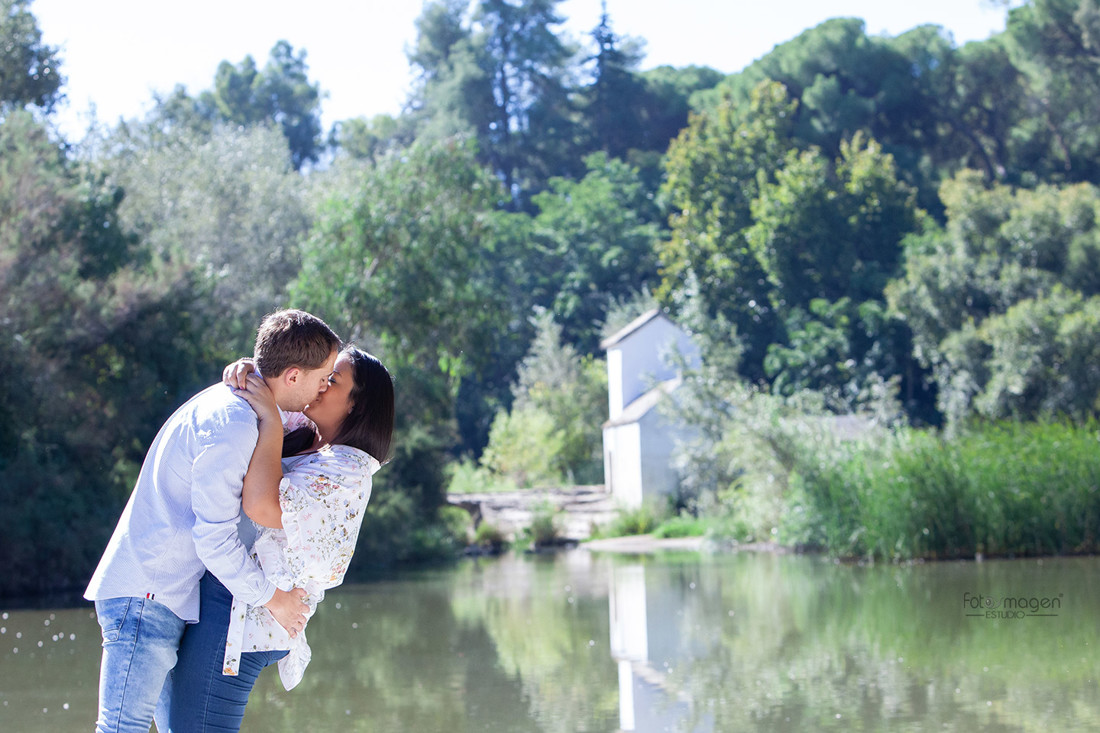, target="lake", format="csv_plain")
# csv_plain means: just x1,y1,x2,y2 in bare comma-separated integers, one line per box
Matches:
2,548,1098,732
